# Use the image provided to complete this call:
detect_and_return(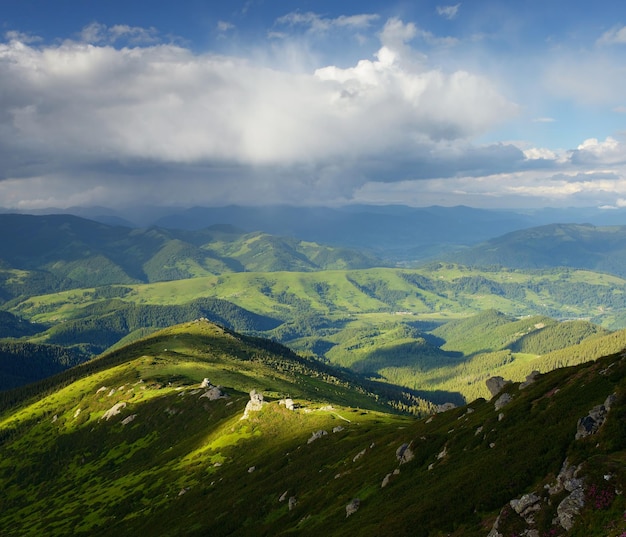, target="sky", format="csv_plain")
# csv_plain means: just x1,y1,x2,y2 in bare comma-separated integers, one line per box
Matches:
1,1,626,210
